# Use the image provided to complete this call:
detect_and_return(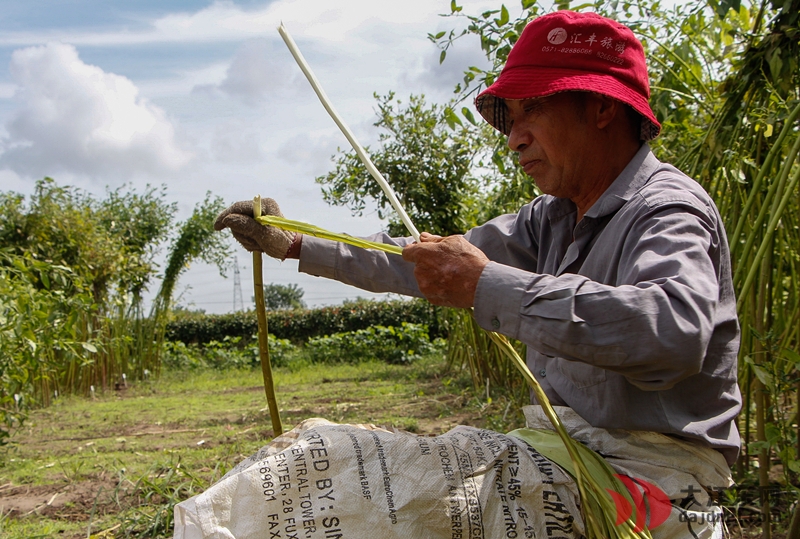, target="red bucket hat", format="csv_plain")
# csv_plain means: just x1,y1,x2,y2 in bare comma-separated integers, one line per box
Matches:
475,11,661,141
